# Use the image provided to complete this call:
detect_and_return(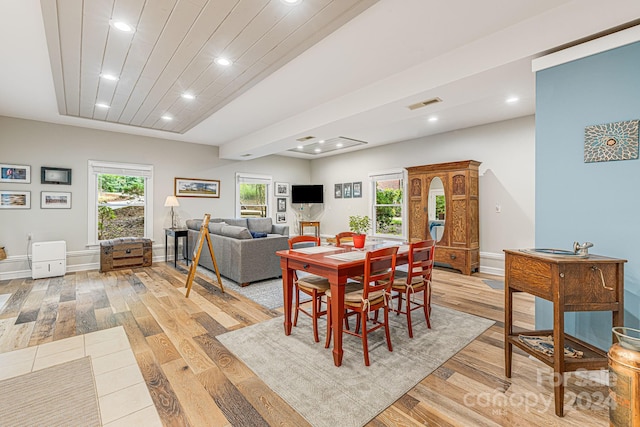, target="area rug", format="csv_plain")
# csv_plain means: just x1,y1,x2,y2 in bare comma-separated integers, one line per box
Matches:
195,265,309,310
0,356,101,426
218,305,494,427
